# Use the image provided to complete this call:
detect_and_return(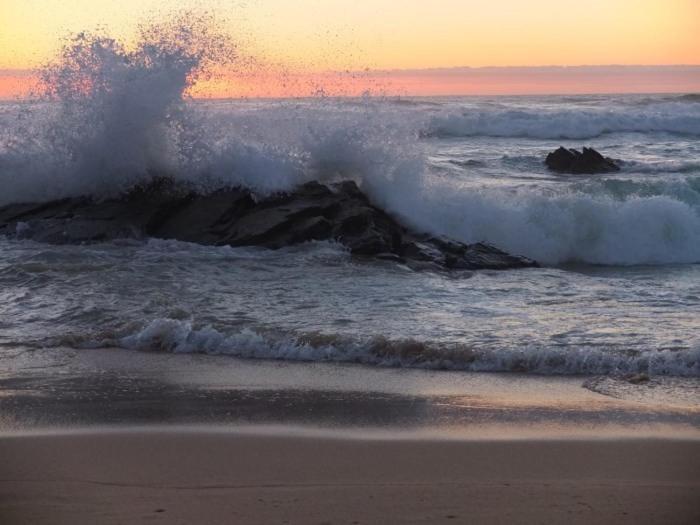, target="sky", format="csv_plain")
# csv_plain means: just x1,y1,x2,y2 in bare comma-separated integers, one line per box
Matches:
1,0,699,97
